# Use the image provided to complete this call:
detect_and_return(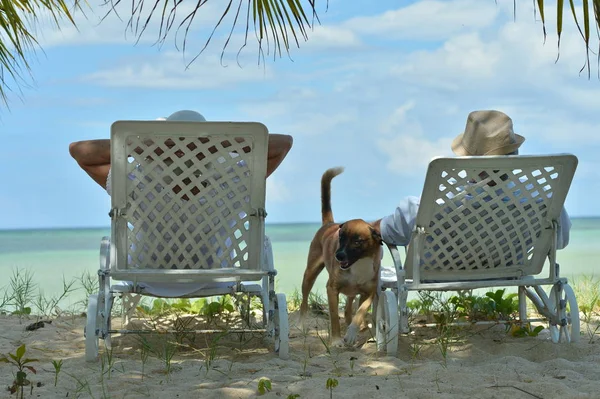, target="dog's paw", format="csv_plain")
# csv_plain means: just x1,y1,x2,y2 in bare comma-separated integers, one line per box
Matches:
331,338,346,348
343,323,360,346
